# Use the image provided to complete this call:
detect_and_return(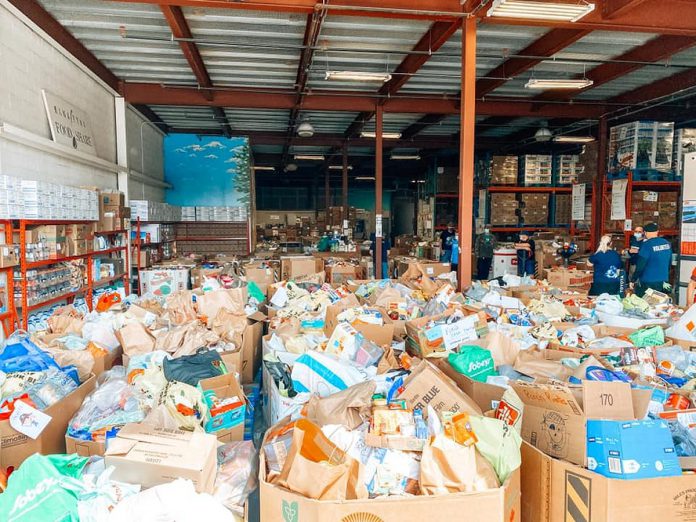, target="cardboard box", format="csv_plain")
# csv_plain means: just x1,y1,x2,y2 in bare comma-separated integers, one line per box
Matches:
397,360,483,418
190,267,224,289
548,324,636,356
100,191,125,210
325,264,359,284
433,356,505,412
512,380,651,466
521,441,696,522
0,244,18,268
92,345,123,375
198,372,246,442
405,309,488,357
280,256,324,281
587,419,681,480
139,268,191,295
245,265,275,291
221,311,266,384
260,456,520,521
544,268,593,289
105,423,217,493
65,435,106,457
323,300,395,347
0,375,96,471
